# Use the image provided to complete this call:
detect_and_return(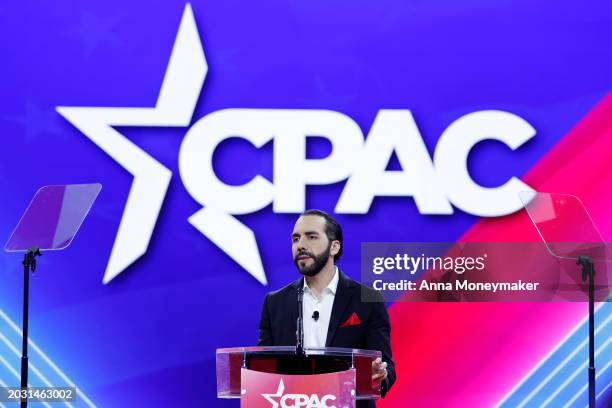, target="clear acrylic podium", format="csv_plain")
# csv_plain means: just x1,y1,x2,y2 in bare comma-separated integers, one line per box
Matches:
216,346,381,406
